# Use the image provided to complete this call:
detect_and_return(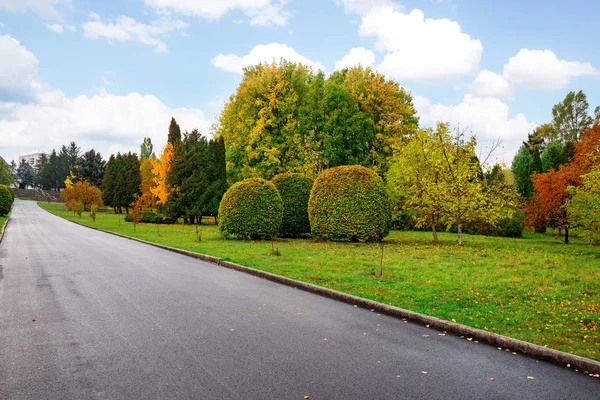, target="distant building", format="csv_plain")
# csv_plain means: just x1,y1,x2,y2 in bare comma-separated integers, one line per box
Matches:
18,153,44,169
